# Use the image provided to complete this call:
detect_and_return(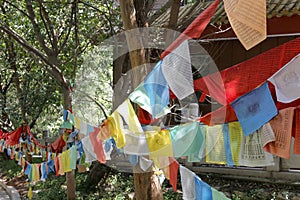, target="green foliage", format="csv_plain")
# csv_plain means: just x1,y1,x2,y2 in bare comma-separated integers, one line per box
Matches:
0,155,22,180
32,174,67,200
0,0,120,132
